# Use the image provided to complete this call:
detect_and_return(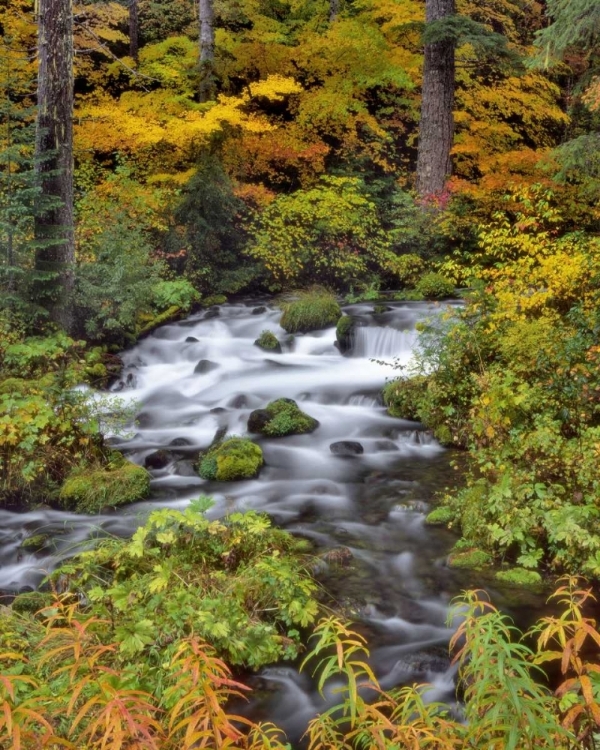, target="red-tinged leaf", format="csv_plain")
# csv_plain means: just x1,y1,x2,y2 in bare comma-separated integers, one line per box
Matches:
580,674,594,706
562,703,584,729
